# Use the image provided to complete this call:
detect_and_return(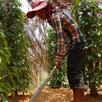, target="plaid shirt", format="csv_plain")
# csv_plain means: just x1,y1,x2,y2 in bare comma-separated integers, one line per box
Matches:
48,10,86,64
